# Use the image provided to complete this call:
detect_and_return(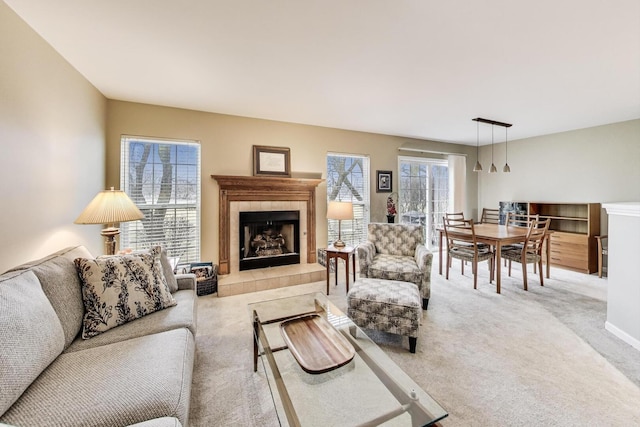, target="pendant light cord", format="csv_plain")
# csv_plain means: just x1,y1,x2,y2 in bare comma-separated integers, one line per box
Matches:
476,121,480,158
491,125,494,162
